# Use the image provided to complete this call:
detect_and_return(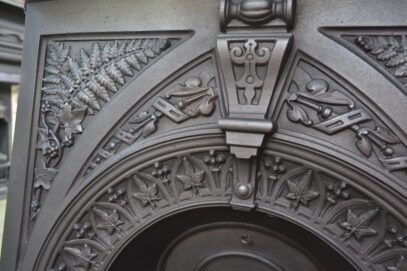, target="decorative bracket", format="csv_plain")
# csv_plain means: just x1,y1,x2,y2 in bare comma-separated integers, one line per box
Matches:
217,0,295,209
218,35,292,159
